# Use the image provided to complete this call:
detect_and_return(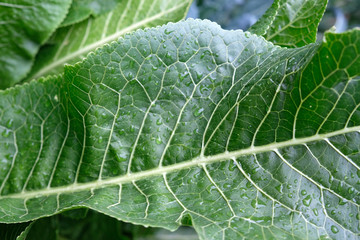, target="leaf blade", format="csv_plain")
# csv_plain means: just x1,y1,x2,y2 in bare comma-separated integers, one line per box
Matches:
0,0,72,88
0,19,360,239
26,0,193,81
249,0,328,47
